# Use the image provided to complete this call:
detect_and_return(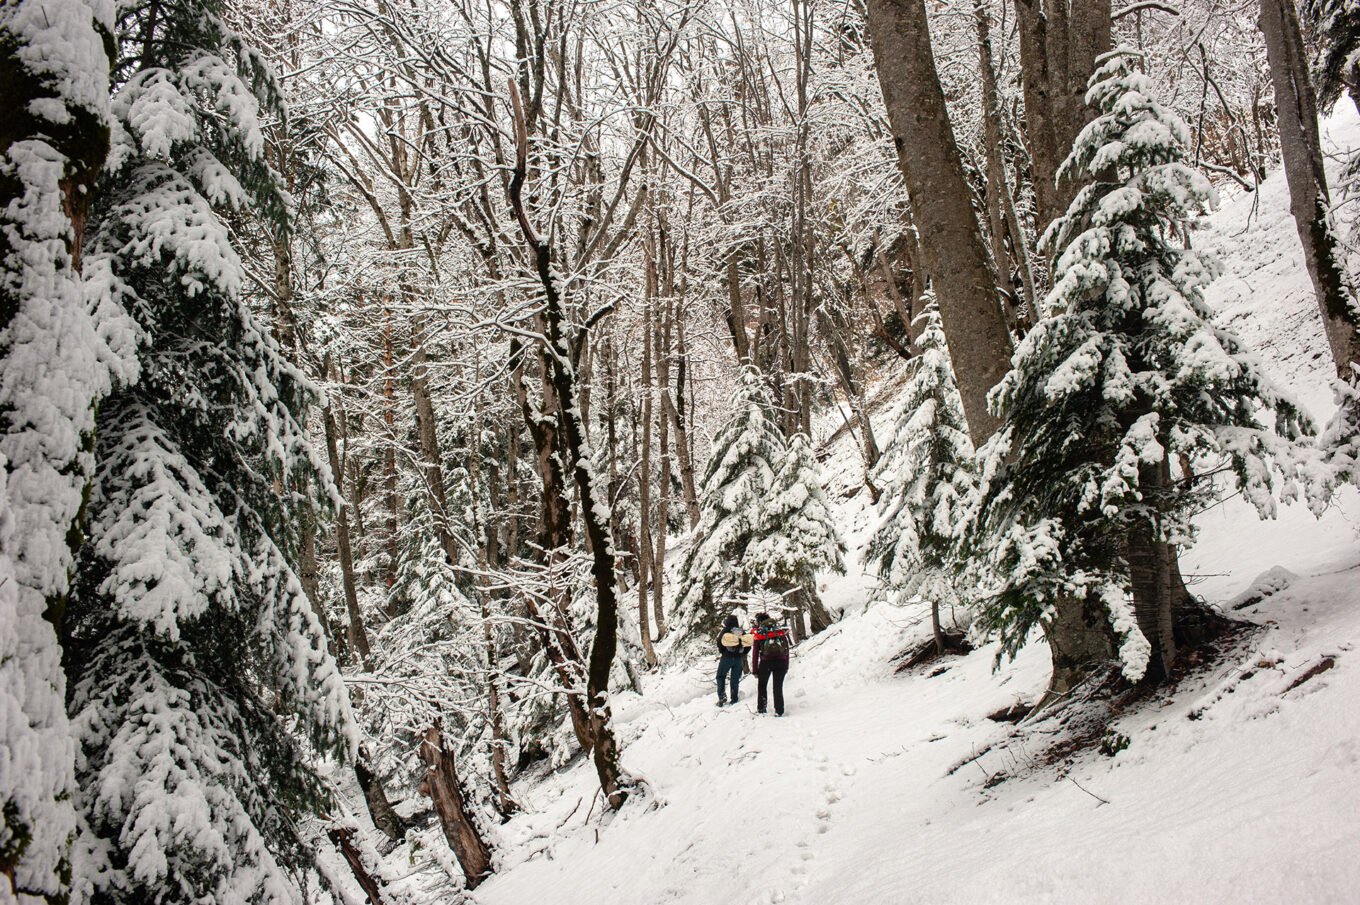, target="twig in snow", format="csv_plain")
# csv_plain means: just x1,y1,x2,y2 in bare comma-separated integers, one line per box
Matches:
584,789,602,826
1068,776,1110,806
556,797,583,830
